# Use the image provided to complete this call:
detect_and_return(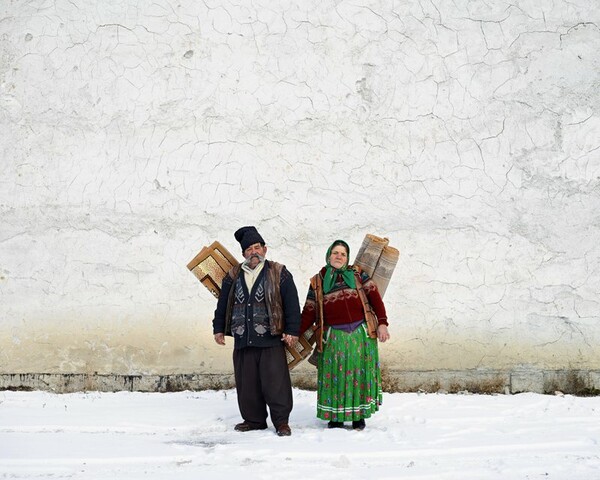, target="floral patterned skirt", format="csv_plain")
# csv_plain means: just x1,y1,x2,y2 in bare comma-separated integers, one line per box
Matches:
316,323,382,422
